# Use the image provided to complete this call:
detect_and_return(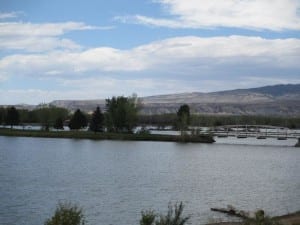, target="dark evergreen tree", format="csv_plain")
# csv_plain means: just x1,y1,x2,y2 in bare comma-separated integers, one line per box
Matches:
0,107,5,125
89,106,104,132
5,106,20,128
68,109,87,130
53,117,64,130
176,104,190,131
